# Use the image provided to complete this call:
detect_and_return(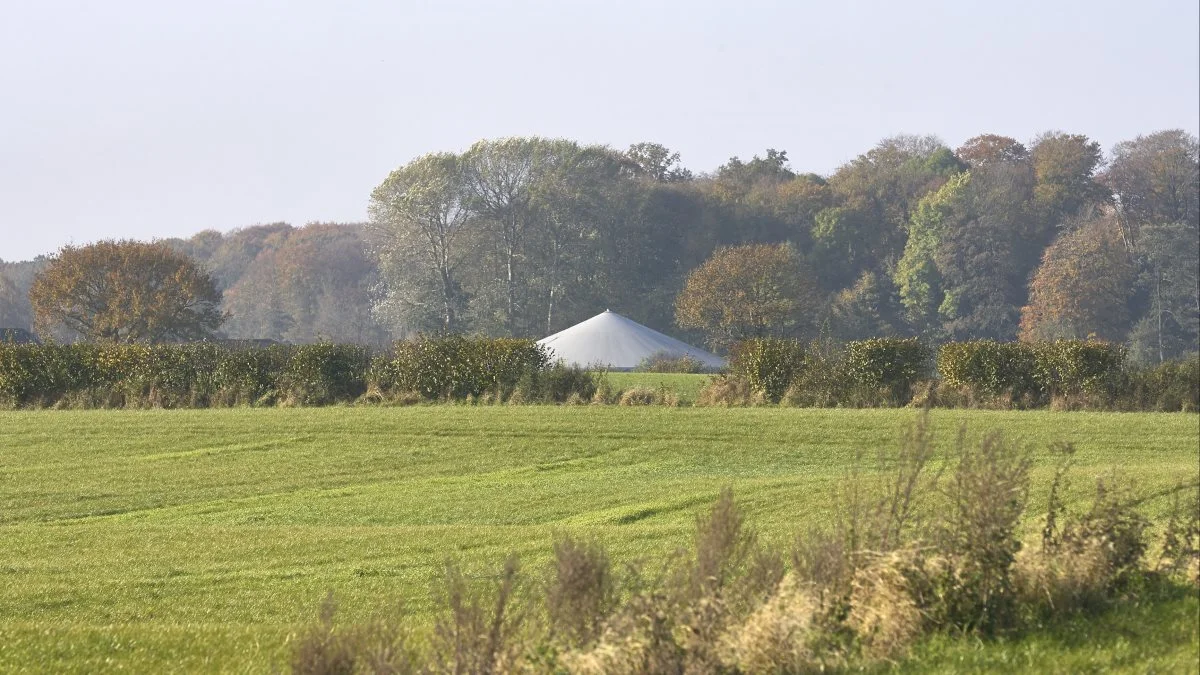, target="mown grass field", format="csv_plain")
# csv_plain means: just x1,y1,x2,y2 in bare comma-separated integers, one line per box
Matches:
601,371,711,402
0,407,1197,673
